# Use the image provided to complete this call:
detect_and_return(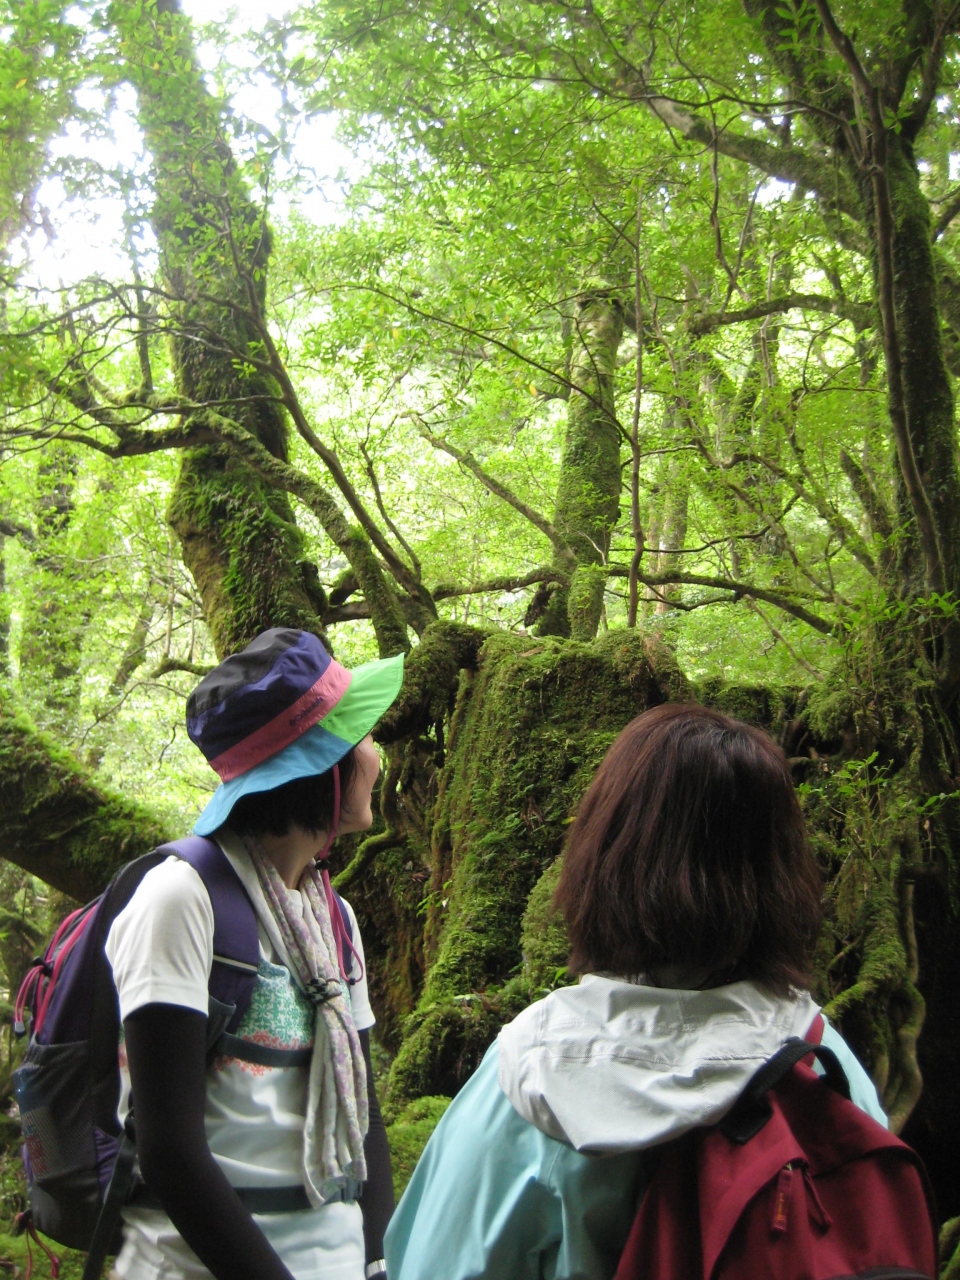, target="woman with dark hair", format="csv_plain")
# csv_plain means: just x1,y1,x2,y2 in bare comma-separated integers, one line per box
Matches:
385,703,887,1280
104,629,403,1280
